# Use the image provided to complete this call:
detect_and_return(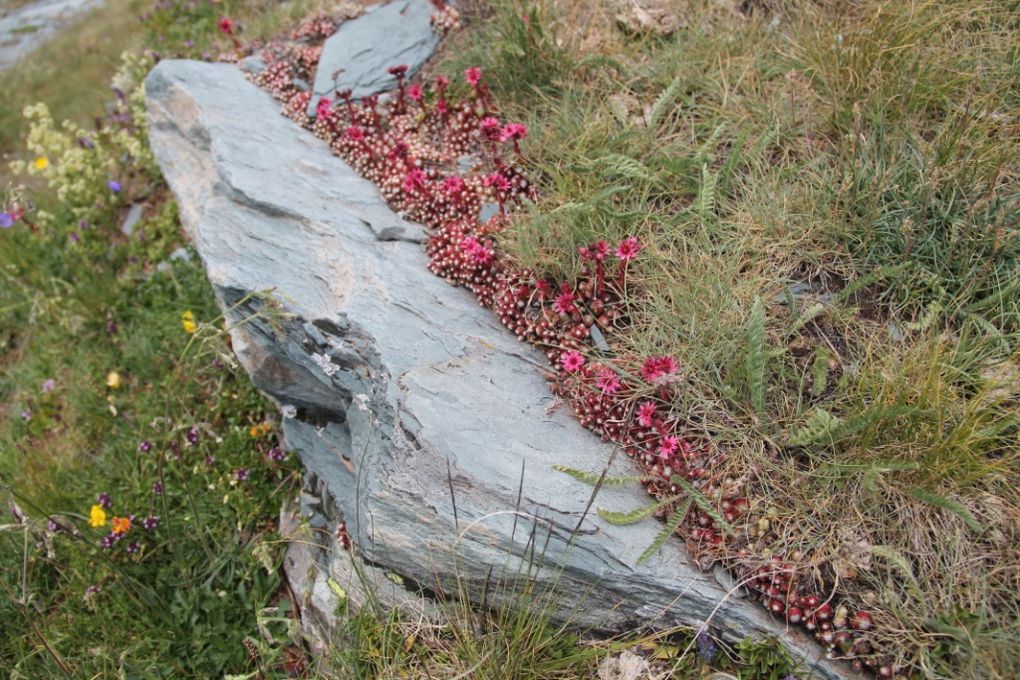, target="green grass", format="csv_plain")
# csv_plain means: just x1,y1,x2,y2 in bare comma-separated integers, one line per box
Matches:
436,1,1020,676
